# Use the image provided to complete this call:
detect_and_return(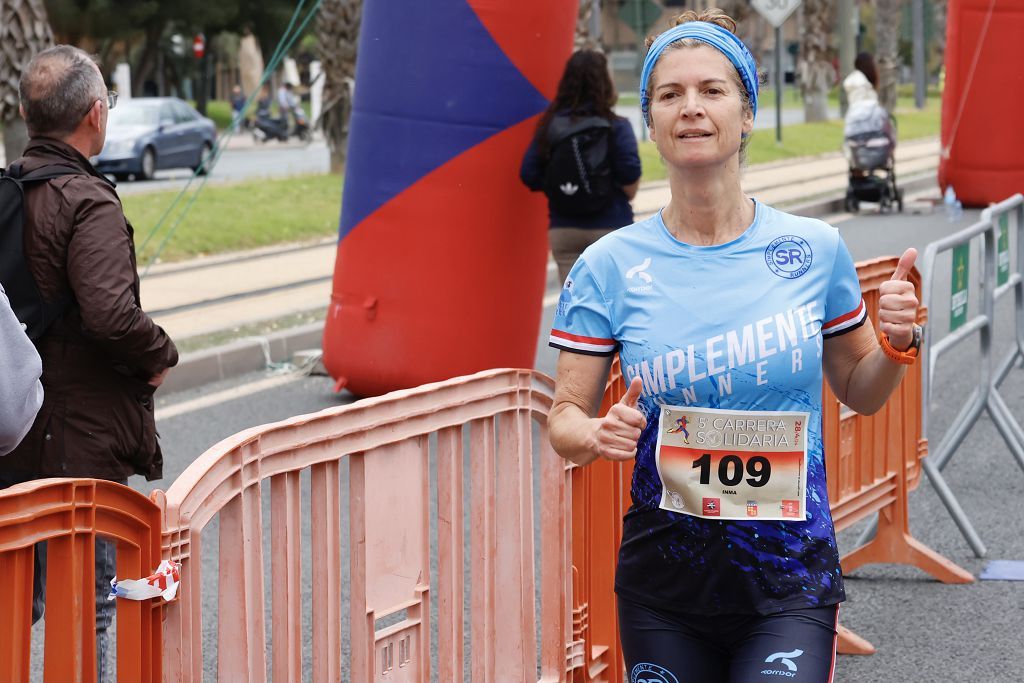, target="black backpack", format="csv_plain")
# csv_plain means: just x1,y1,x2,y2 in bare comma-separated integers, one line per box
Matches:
542,115,614,217
0,164,79,340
